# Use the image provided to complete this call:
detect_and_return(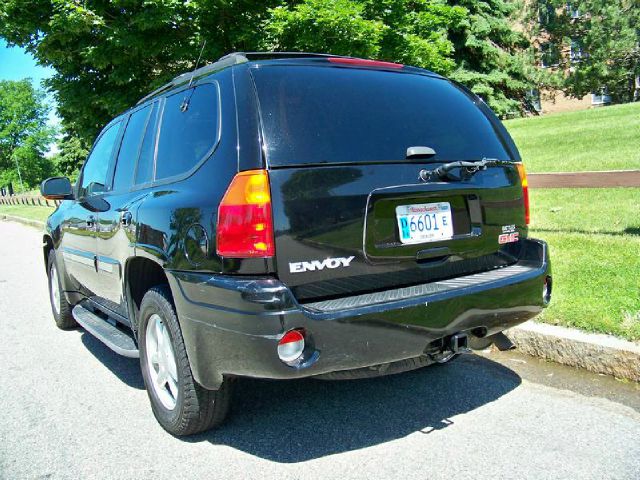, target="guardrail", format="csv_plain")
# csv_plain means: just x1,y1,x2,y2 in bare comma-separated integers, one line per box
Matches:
528,170,640,188
0,195,61,207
